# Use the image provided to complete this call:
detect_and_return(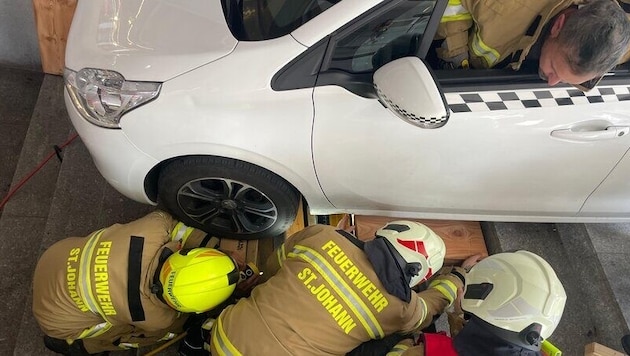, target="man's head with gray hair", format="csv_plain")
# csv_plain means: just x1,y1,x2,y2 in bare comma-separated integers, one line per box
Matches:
539,0,630,88
559,0,630,75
